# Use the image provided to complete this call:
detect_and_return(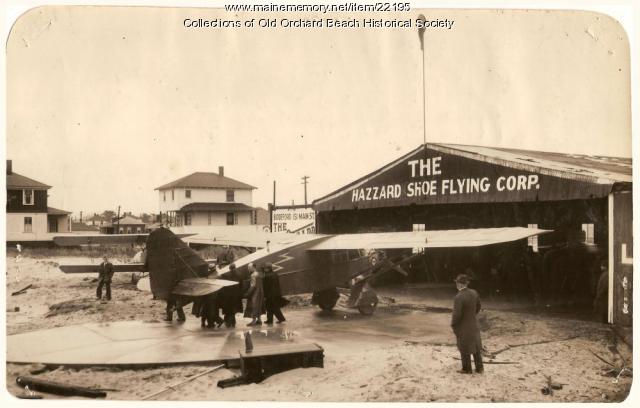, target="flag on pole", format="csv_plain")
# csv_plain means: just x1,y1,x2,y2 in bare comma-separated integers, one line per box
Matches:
417,14,426,50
